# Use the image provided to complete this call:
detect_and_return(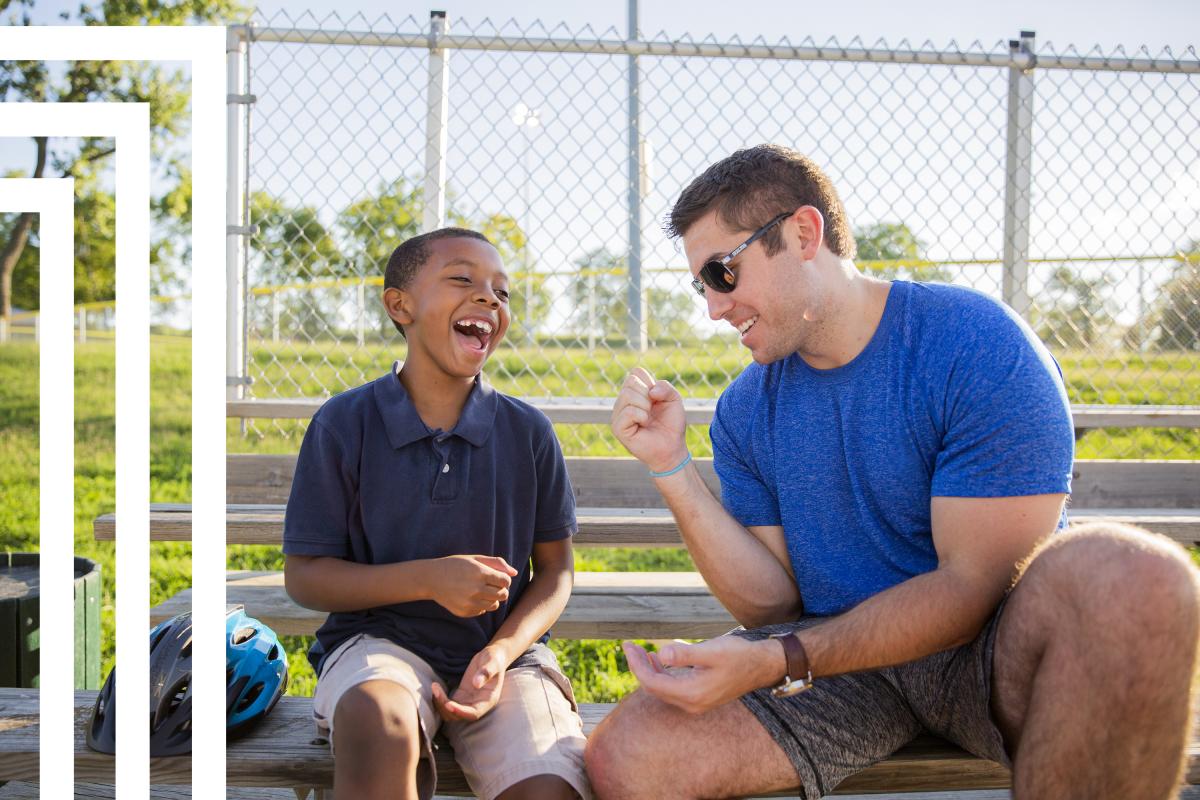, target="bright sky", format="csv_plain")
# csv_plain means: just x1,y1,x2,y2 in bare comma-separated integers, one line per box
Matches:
7,0,1198,53
2,0,1197,332
245,0,1198,54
